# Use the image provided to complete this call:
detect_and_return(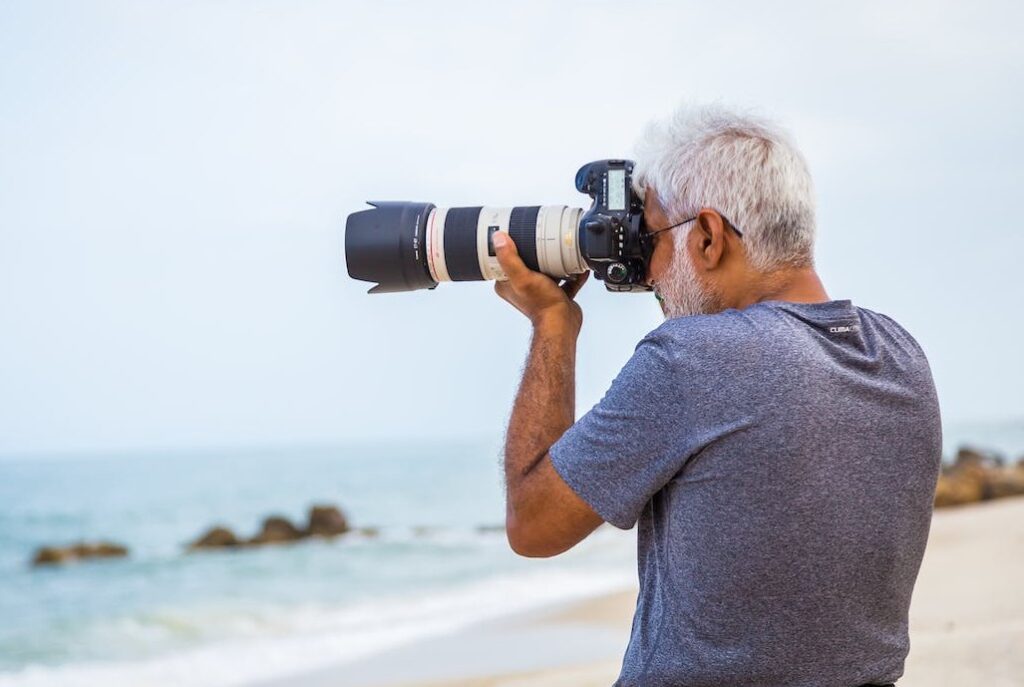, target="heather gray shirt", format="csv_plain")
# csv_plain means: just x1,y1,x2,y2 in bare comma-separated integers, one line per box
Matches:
549,299,941,687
